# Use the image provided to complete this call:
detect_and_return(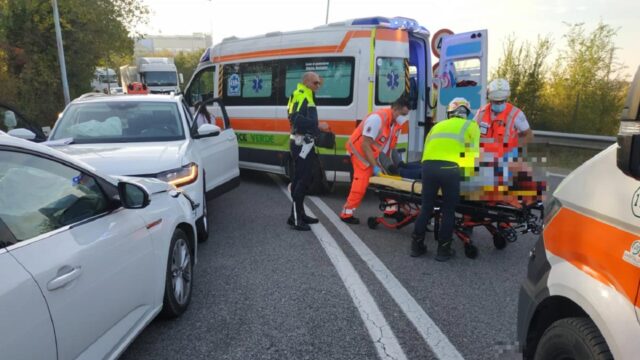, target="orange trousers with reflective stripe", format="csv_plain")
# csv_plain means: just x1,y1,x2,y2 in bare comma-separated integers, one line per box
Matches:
341,156,373,217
